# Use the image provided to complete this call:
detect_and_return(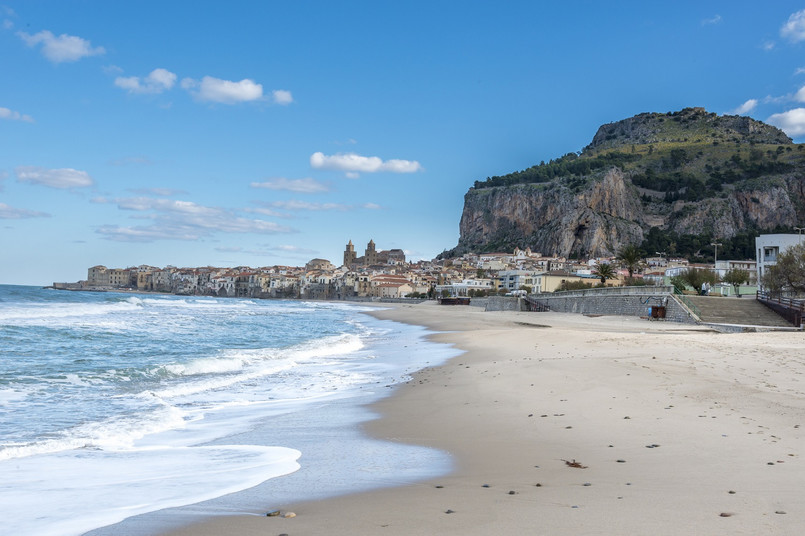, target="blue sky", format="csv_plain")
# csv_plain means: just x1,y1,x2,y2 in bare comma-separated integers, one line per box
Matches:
4,1,805,285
